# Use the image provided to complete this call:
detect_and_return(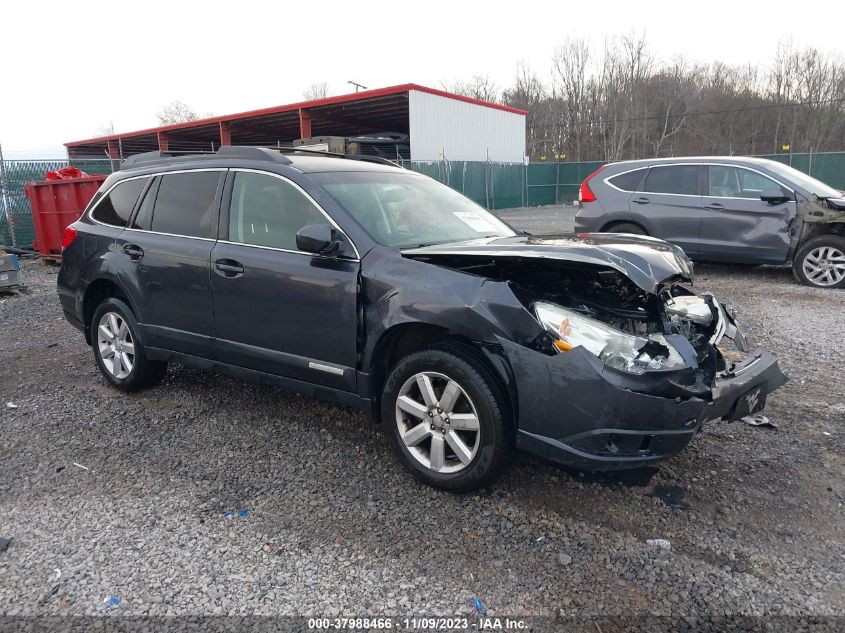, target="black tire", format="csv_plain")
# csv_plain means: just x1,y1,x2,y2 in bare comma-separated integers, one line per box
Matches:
792,235,845,289
604,222,647,236
382,346,512,492
90,298,168,391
